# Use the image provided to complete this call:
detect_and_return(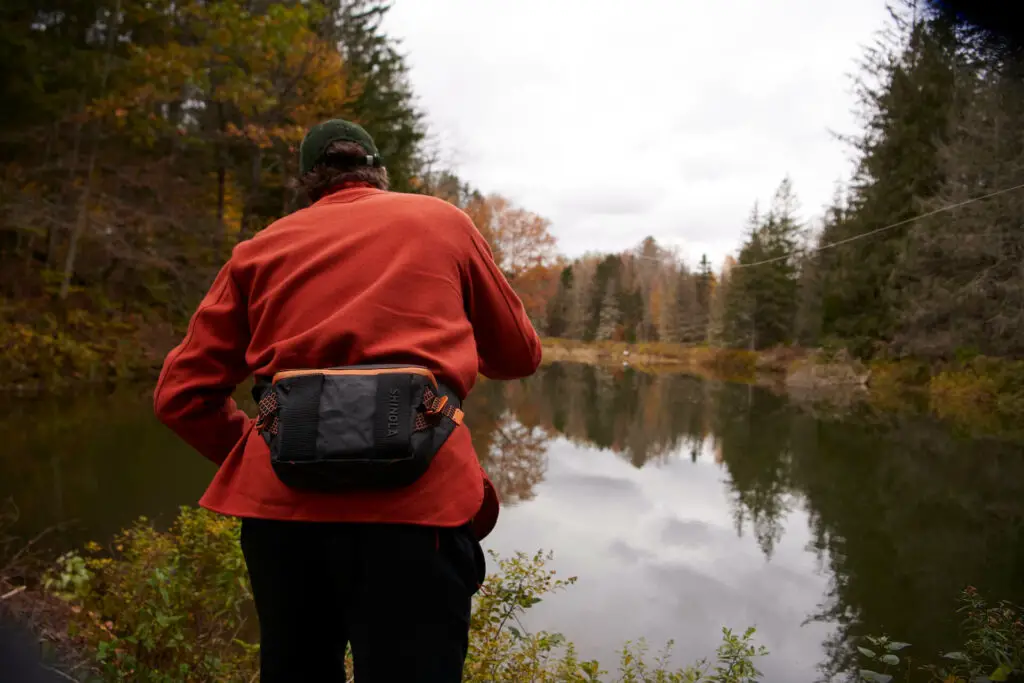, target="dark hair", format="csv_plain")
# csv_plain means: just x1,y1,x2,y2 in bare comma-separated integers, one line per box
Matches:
294,141,389,201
